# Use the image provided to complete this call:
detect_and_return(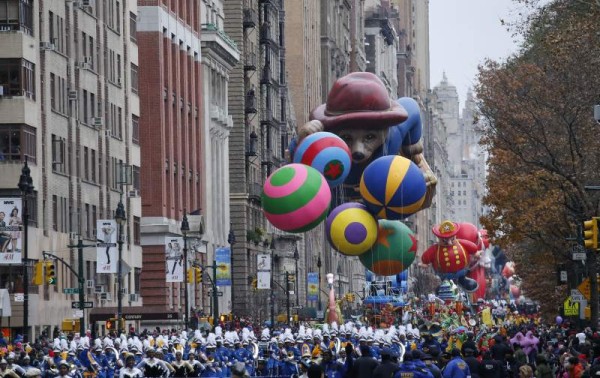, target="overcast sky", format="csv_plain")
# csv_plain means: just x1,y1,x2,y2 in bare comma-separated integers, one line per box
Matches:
429,0,528,111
